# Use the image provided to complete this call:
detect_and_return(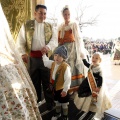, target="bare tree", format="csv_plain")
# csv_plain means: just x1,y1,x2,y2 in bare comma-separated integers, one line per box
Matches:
46,0,99,29
46,0,61,27
75,0,100,32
